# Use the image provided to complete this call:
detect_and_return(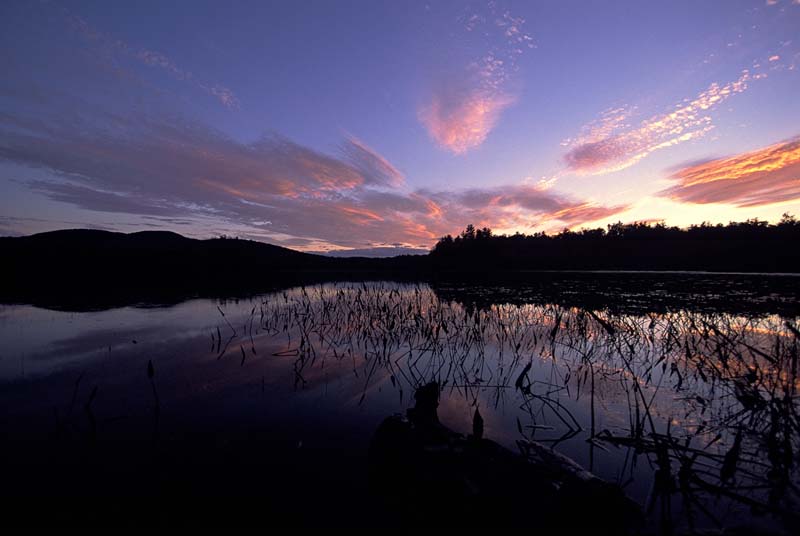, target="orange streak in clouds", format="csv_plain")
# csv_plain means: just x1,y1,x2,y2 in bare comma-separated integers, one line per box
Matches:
340,206,385,223
548,202,630,224
298,157,362,191
423,198,444,219
662,136,800,207
400,219,438,241
678,141,800,187
198,179,259,201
